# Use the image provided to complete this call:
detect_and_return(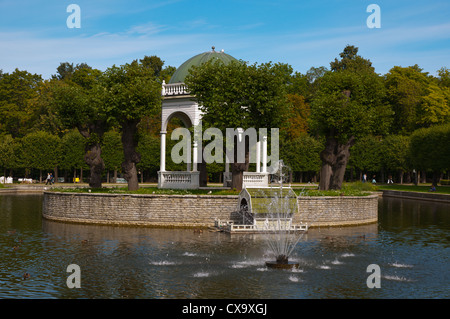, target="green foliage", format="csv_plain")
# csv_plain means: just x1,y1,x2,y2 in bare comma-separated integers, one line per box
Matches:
0,134,18,171
380,134,411,172
59,130,86,170
20,131,61,171
384,65,450,133
417,83,450,126
102,61,161,122
136,133,159,173
281,134,322,173
102,130,124,171
50,74,108,133
409,123,450,172
0,69,43,137
310,68,391,143
185,59,291,131
330,45,375,72
348,135,383,172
